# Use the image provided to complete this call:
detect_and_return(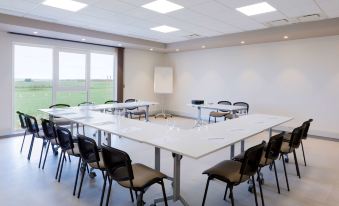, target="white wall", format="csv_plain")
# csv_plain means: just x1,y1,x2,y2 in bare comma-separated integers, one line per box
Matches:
124,48,166,113
165,35,339,138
